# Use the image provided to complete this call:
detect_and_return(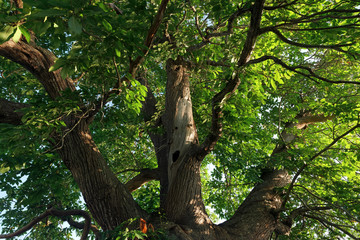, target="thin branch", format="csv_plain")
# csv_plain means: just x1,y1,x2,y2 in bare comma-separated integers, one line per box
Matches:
279,23,360,32
206,5,251,39
186,4,252,52
246,55,360,85
112,57,122,90
189,5,206,41
287,206,332,223
89,0,169,120
283,123,360,207
282,7,360,25
270,29,353,53
304,214,359,239
64,216,101,240
294,184,360,222
129,0,170,76
259,4,360,32
264,0,298,10
176,10,187,32
0,208,92,240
